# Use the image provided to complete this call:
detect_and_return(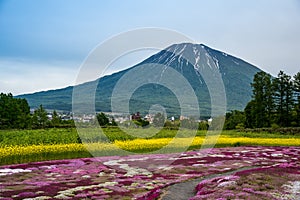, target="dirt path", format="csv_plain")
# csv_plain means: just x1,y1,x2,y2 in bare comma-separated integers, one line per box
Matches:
159,167,255,200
